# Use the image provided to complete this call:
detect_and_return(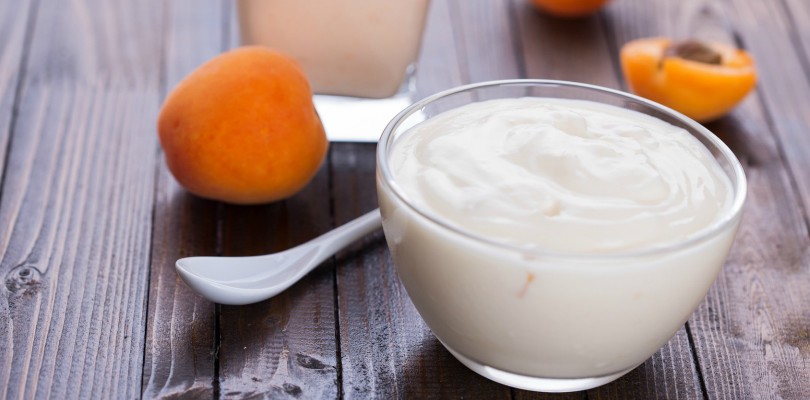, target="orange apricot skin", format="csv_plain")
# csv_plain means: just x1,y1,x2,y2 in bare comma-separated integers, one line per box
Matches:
528,0,611,18
620,37,757,123
158,46,328,204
